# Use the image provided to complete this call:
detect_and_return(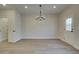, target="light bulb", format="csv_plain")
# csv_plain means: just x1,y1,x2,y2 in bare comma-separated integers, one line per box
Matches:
53,5,56,8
